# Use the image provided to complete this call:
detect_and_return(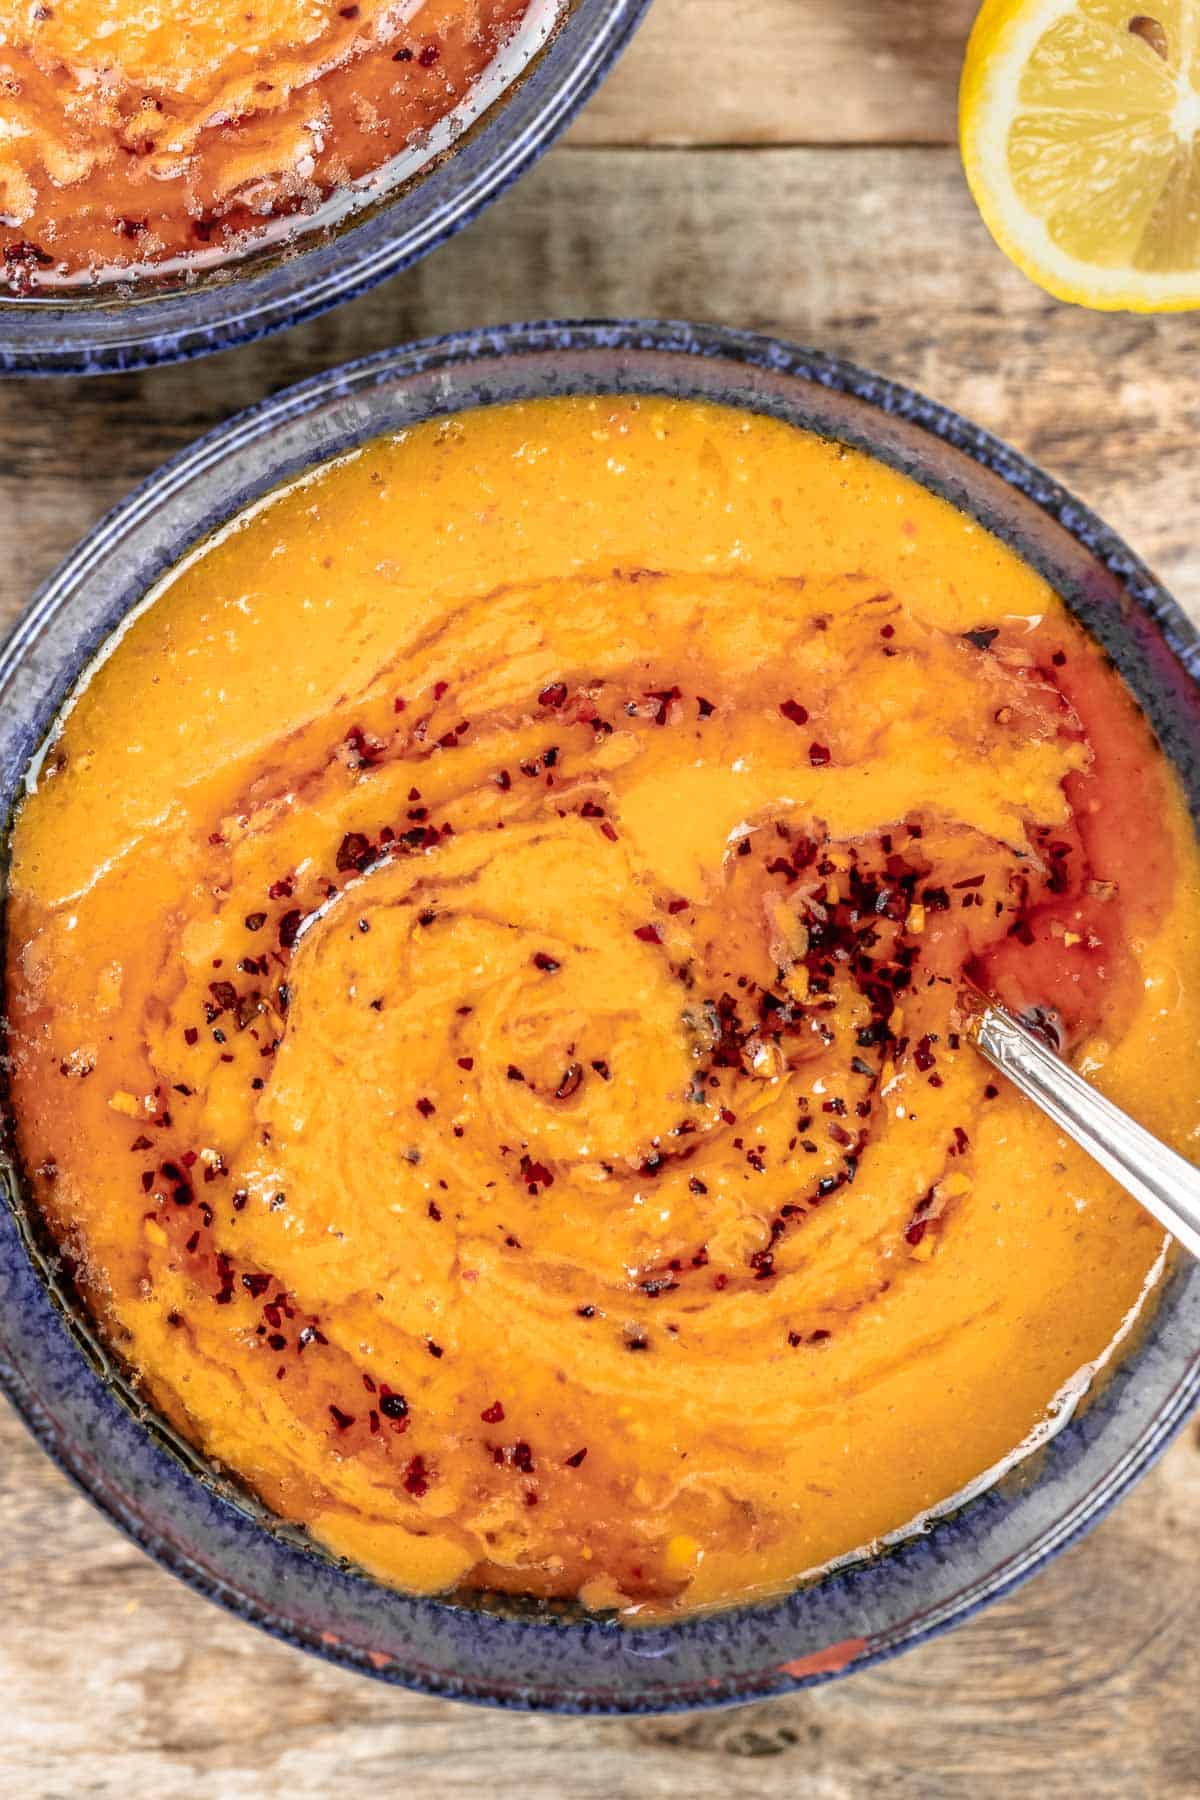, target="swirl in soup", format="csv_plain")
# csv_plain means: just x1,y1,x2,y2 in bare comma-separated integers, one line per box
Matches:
7,397,1197,1616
